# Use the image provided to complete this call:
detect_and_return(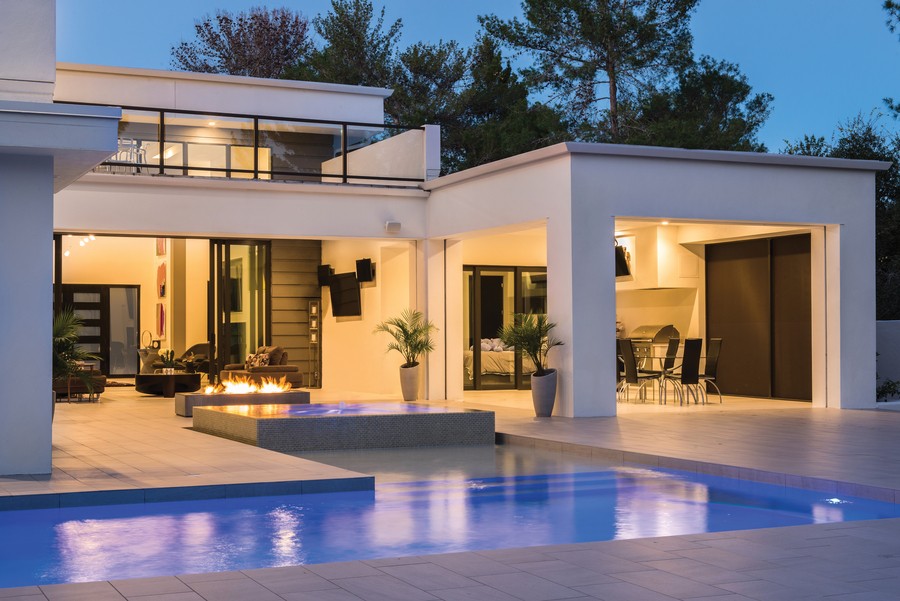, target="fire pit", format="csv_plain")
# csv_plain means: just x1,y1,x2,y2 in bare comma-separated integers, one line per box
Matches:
174,376,310,417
